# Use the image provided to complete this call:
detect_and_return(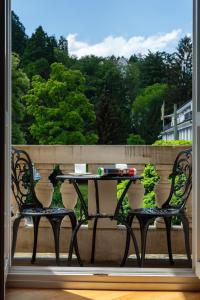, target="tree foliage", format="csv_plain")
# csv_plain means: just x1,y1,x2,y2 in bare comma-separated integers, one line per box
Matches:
127,134,145,145
11,11,192,145
58,36,68,53
132,83,168,144
73,57,132,144
12,11,28,57
96,61,131,144
167,36,192,108
139,51,168,87
23,63,98,144
12,53,30,144
23,26,57,78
